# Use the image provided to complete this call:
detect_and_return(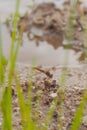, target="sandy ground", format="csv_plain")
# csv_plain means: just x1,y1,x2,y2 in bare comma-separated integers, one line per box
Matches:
15,64,87,89
4,63,86,130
